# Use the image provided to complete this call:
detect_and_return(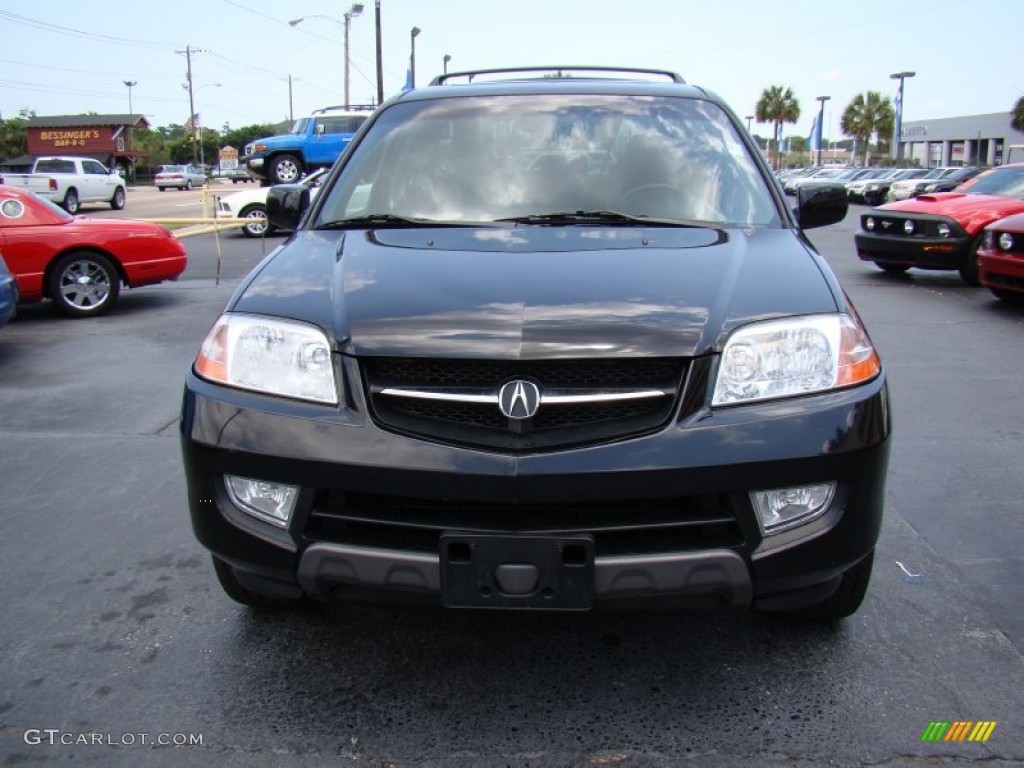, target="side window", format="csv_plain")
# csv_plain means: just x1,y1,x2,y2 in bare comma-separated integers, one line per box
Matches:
317,116,365,134
83,161,107,175
316,118,349,135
